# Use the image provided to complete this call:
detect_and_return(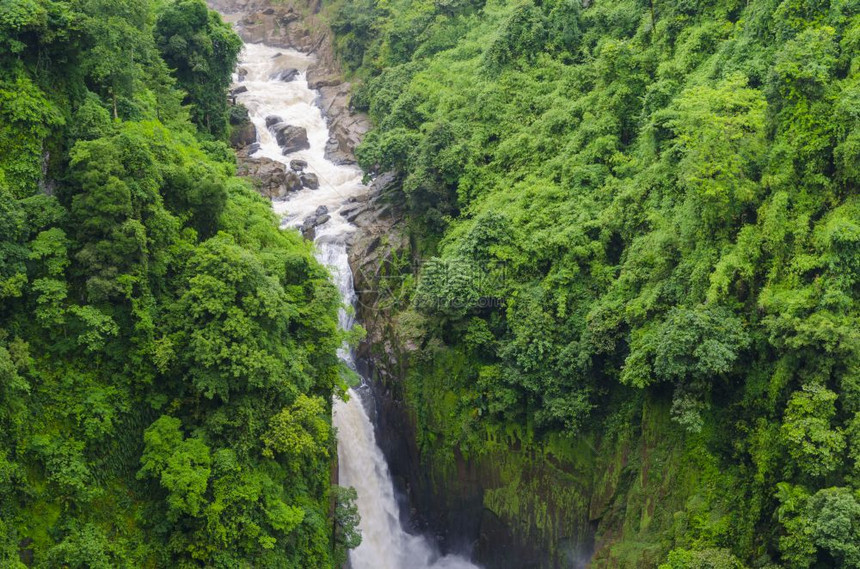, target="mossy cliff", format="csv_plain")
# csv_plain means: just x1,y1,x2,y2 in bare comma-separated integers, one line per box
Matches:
337,0,860,566
199,0,860,565
350,225,747,567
